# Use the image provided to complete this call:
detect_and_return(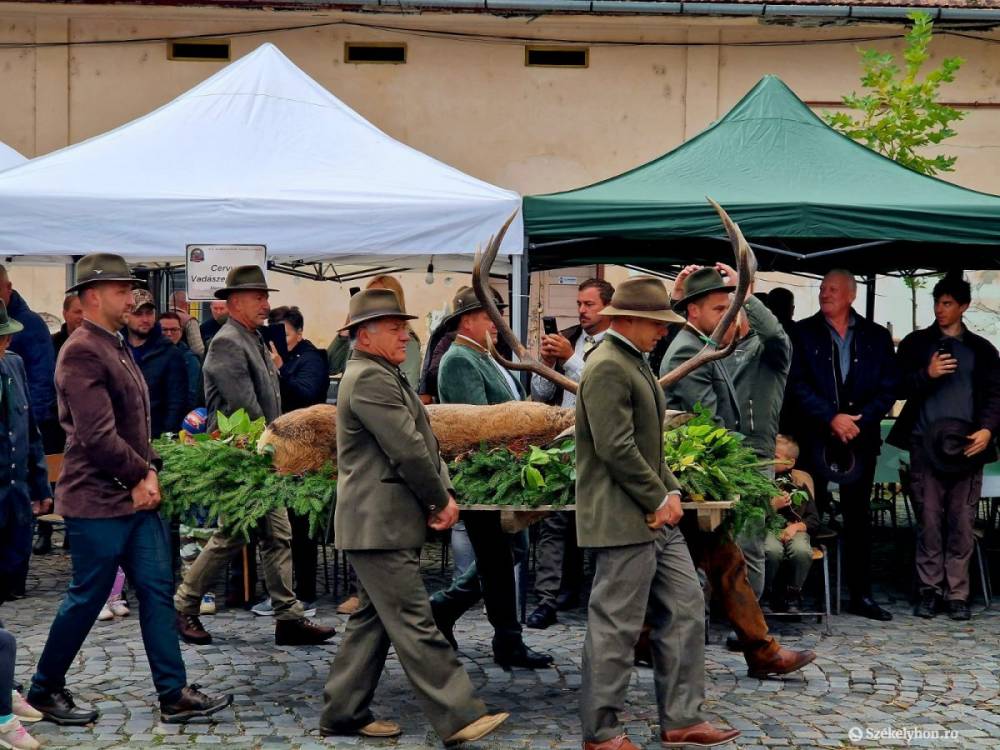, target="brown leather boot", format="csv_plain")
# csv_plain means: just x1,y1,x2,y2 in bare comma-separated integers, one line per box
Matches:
746,646,816,679
274,618,337,646
661,721,740,747
175,612,212,645
584,735,641,750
